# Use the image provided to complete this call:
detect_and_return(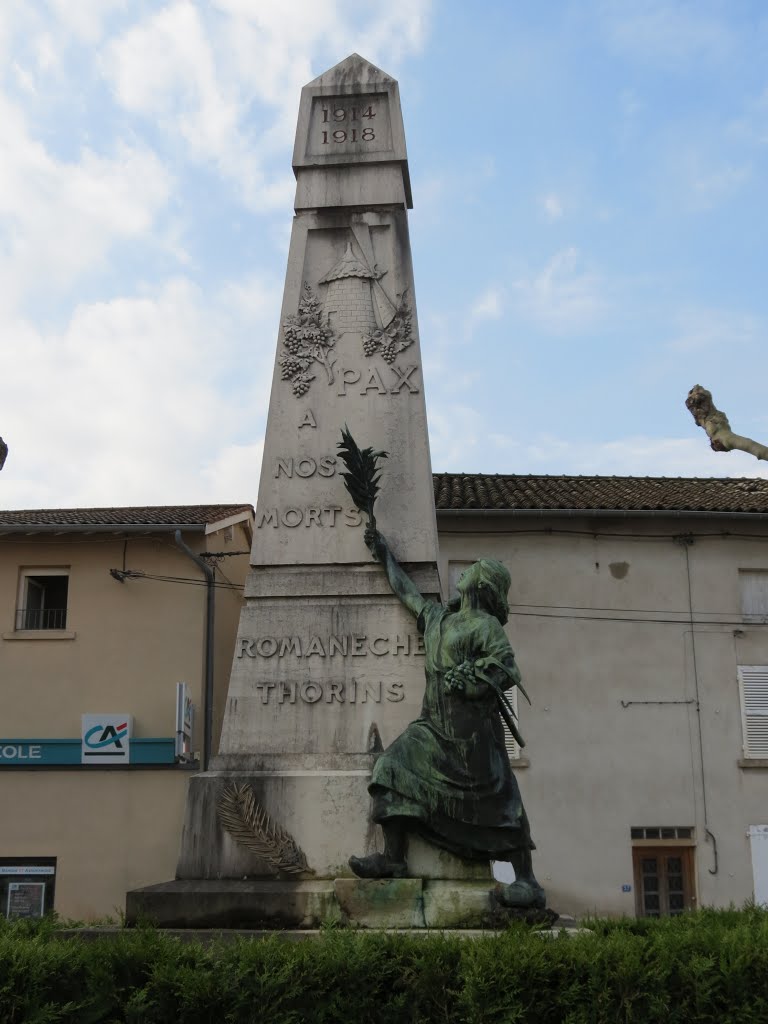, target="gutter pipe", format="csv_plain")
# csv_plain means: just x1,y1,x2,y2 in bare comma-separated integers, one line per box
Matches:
3,509,768,533
437,508,768,521
0,523,208,535
174,530,215,771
